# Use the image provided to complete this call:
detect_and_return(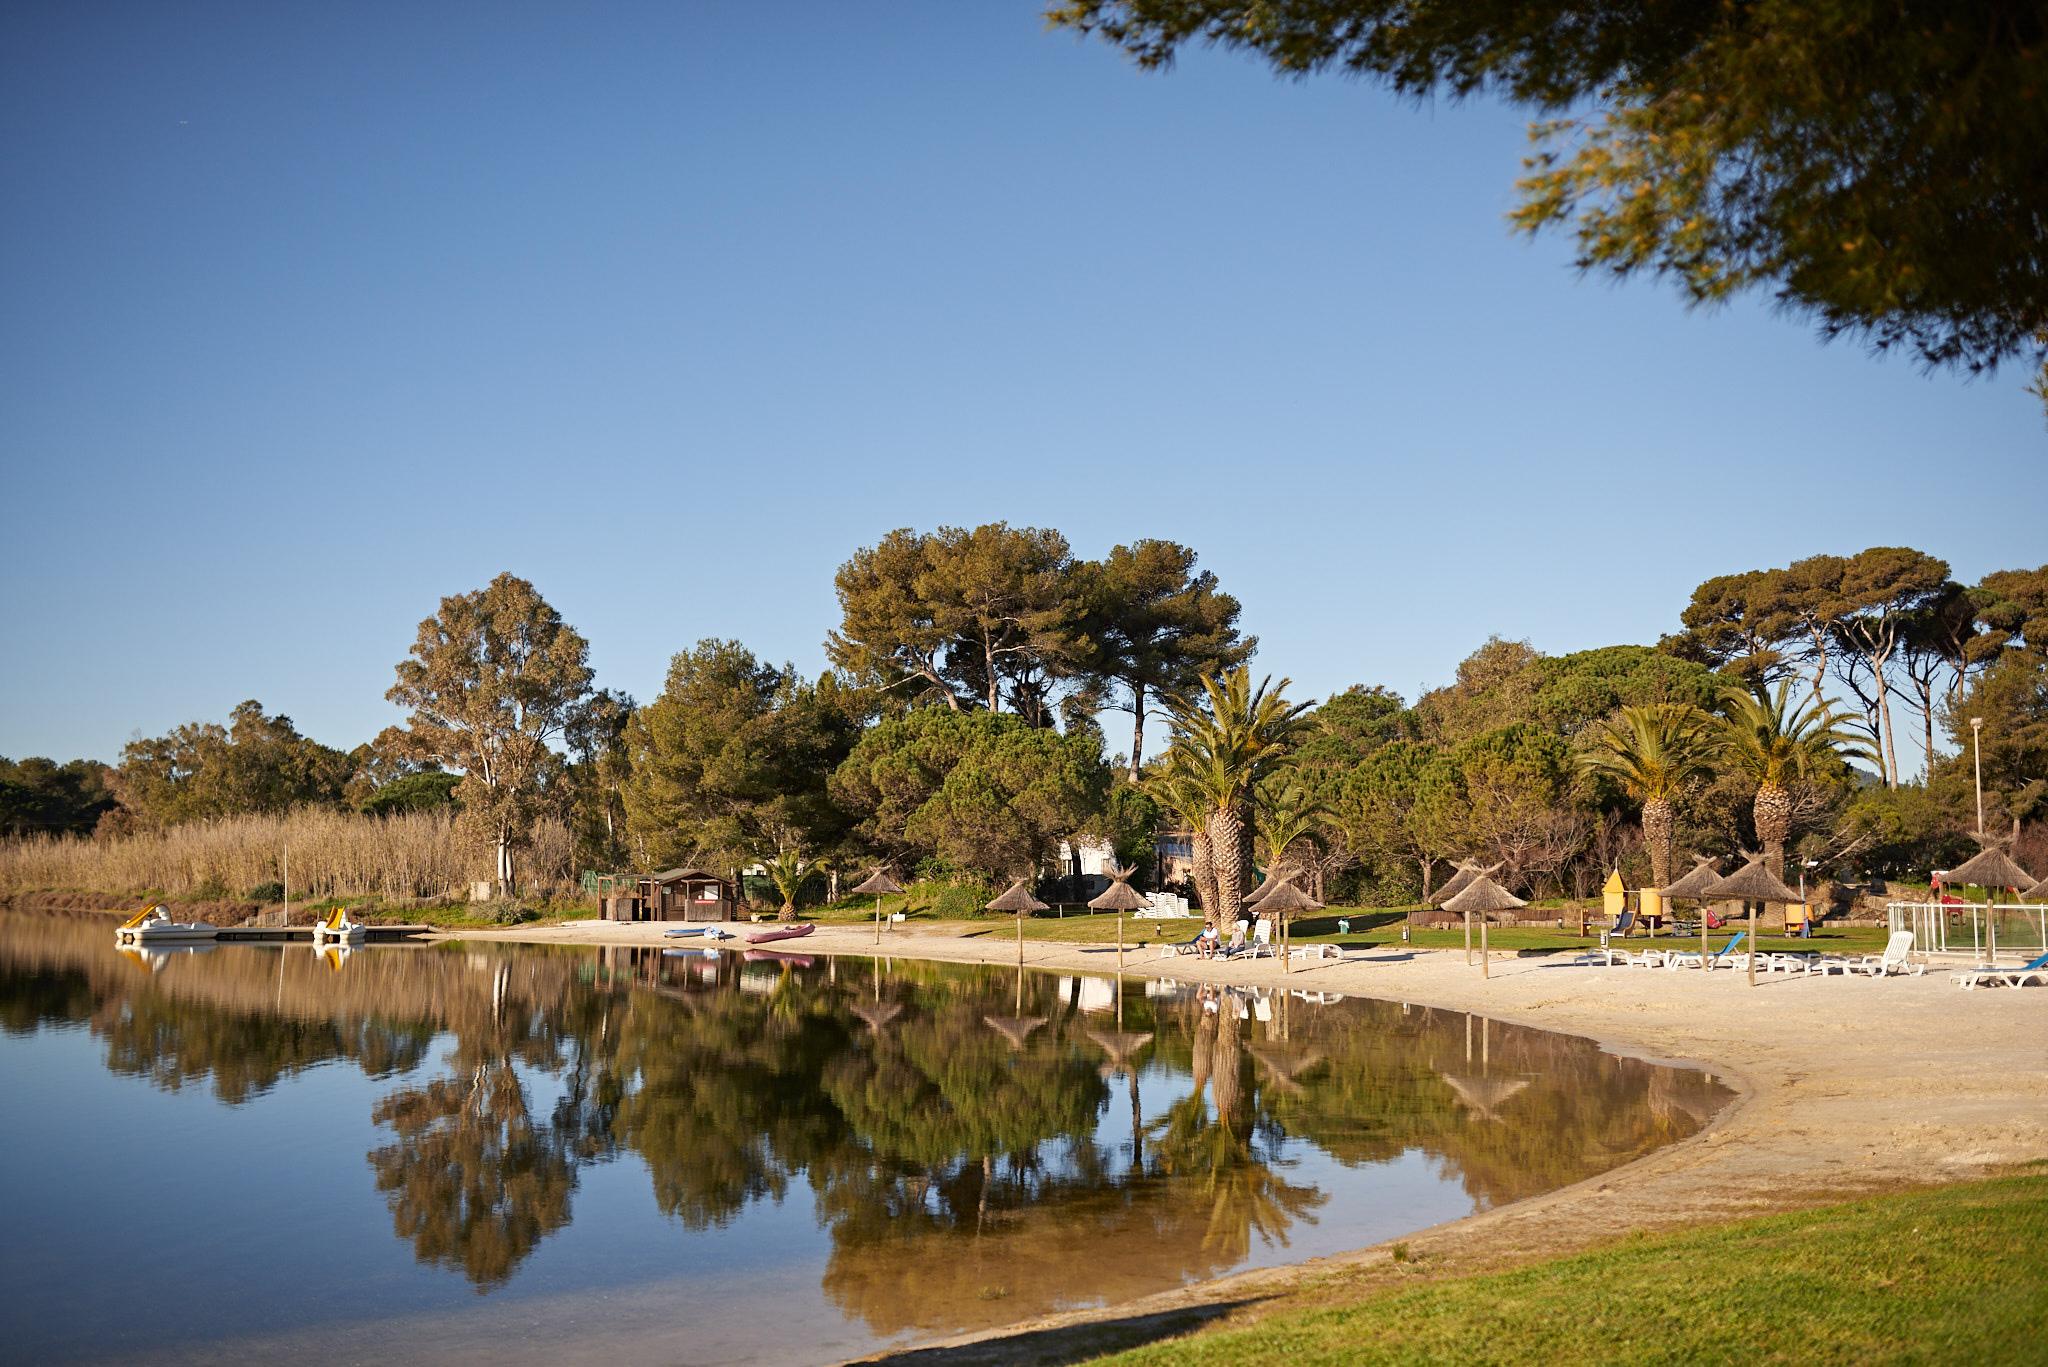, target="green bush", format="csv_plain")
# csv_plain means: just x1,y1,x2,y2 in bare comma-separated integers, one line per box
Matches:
246,881,284,902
